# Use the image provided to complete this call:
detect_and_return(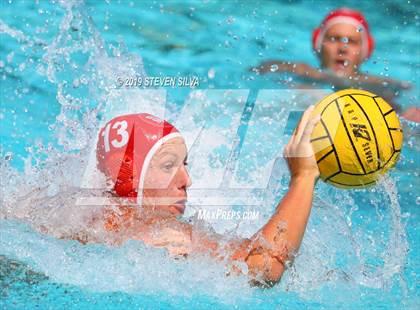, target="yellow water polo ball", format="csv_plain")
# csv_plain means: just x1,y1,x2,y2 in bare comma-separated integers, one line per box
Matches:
310,89,403,188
